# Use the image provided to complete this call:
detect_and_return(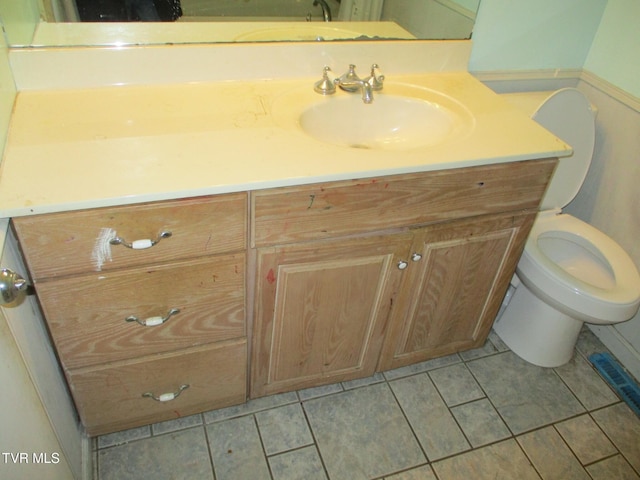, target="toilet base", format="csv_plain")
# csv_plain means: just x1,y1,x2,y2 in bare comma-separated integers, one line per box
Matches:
494,281,583,367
